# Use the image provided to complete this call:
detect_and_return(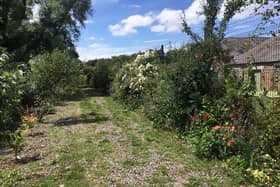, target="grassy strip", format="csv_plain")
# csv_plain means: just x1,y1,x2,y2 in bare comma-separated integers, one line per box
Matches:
104,97,235,186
